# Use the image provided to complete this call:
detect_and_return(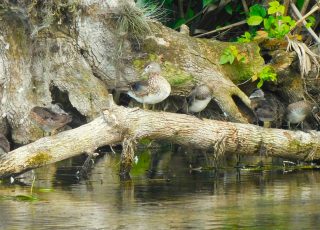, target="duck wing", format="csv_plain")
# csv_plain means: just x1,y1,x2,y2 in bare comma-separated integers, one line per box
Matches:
130,80,150,97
